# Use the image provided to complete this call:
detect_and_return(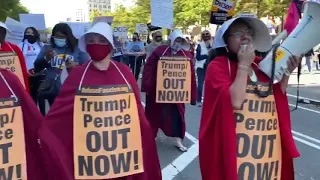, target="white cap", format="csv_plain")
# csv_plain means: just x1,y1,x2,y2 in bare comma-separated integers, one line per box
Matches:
169,29,190,51
78,22,114,53
213,16,272,52
0,22,11,33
